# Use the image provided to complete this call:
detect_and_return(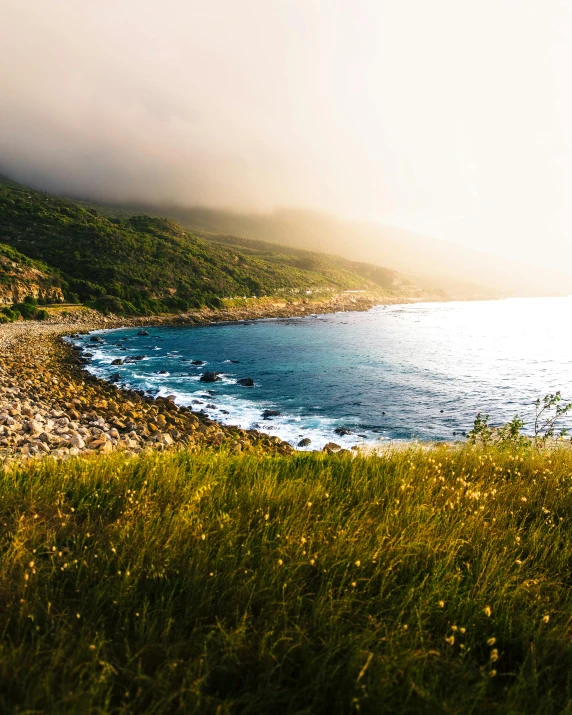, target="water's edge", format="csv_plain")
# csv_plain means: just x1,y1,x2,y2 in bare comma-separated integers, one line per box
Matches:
67,302,402,451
